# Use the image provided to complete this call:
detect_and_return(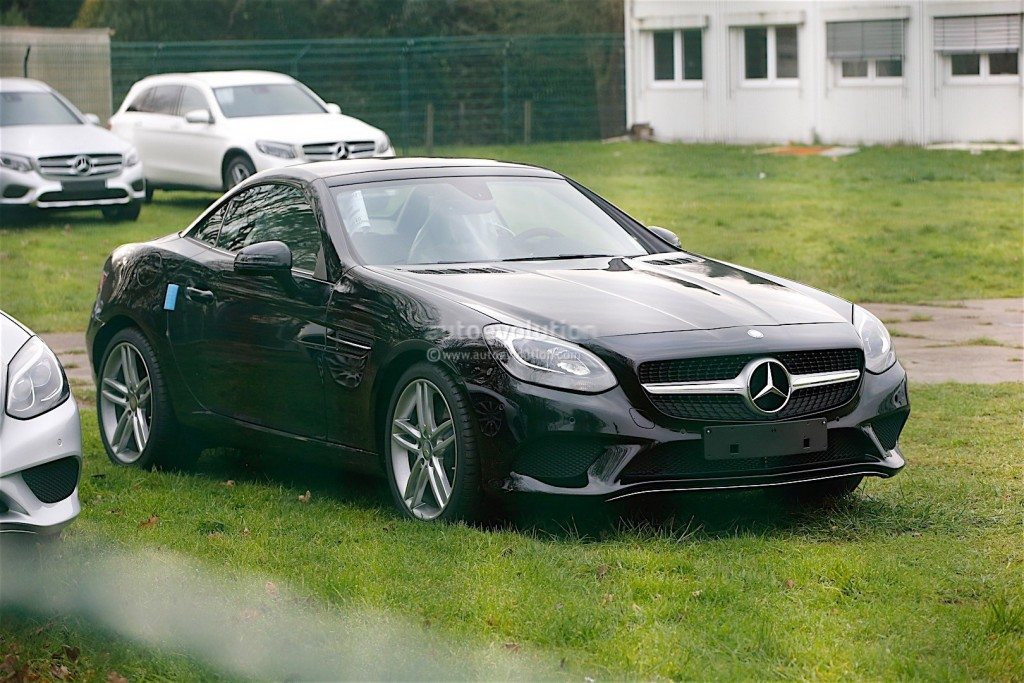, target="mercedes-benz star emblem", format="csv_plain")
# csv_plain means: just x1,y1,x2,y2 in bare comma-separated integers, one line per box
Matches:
746,359,791,413
747,329,764,338
71,155,93,175
331,142,349,160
